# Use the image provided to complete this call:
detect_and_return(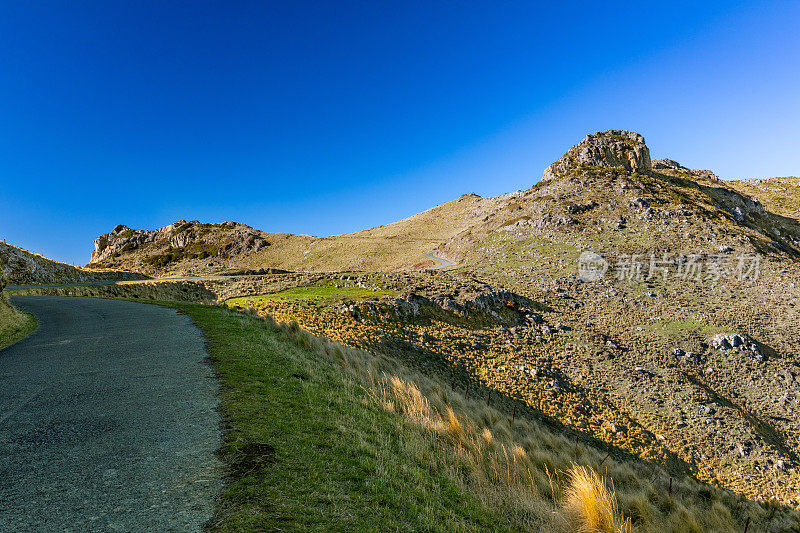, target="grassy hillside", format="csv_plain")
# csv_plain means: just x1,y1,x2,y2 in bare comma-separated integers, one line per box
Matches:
728,177,800,220
0,293,36,349
227,285,399,305
168,301,794,532
0,241,140,285
86,194,503,275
